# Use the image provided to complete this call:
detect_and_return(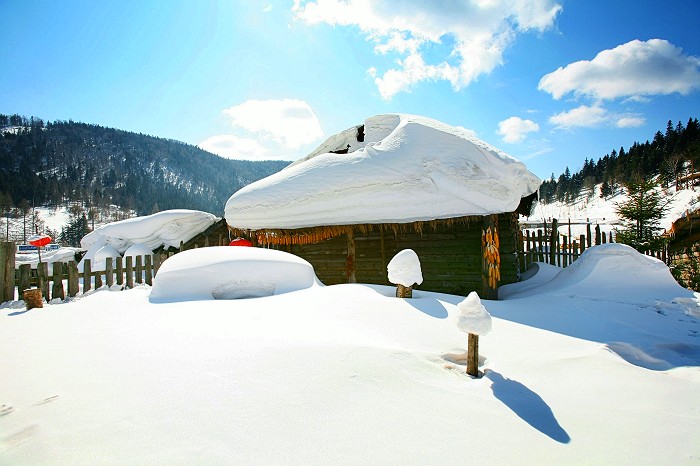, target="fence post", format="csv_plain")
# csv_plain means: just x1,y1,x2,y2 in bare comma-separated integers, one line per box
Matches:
580,234,586,254
38,262,49,302
83,259,92,292
94,263,103,289
595,224,601,245
537,229,544,262
549,219,557,266
145,255,153,286
135,255,143,284
106,257,114,288
586,222,592,248
116,257,123,287
18,264,31,301
67,261,79,297
563,235,569,267
1,241,15,302
125,256,134,289
51,262,65,301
